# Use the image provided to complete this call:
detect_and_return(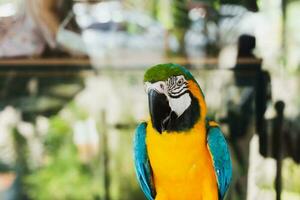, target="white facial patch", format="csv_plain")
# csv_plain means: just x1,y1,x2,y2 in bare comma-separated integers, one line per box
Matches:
144,81,167,95
168,92,191,117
